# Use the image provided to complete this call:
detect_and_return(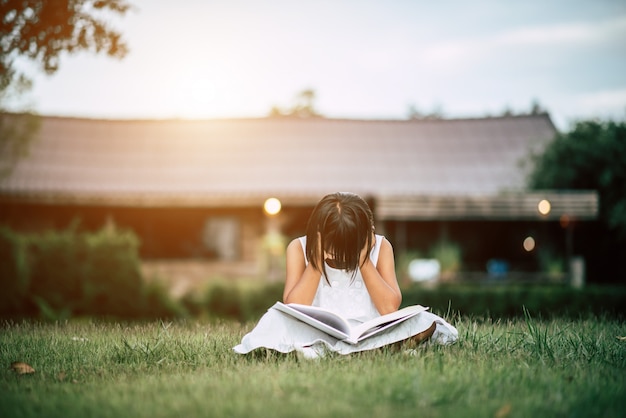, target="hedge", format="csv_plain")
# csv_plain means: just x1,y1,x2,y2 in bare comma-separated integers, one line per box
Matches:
401,283,626,319
2,223,624,321
178,280,626,321
0,225,180,320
